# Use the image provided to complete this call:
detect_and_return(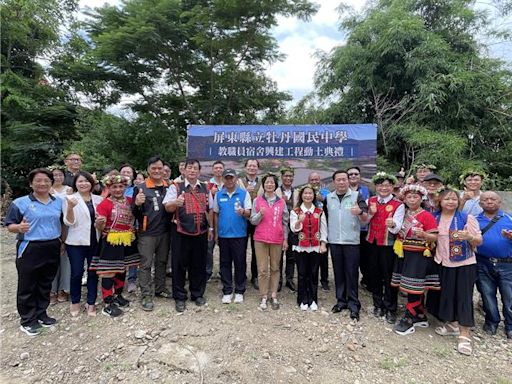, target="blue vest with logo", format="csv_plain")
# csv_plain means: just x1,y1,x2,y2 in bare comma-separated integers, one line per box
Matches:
217,187,248,238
